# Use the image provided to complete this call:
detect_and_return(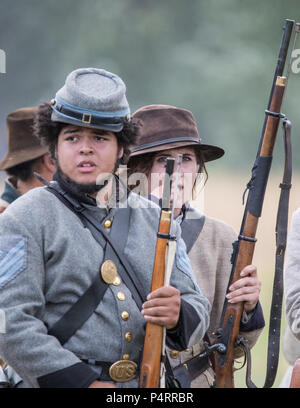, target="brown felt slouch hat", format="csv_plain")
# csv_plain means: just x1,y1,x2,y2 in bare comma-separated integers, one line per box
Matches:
130,104,224,162
0,106,48,170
